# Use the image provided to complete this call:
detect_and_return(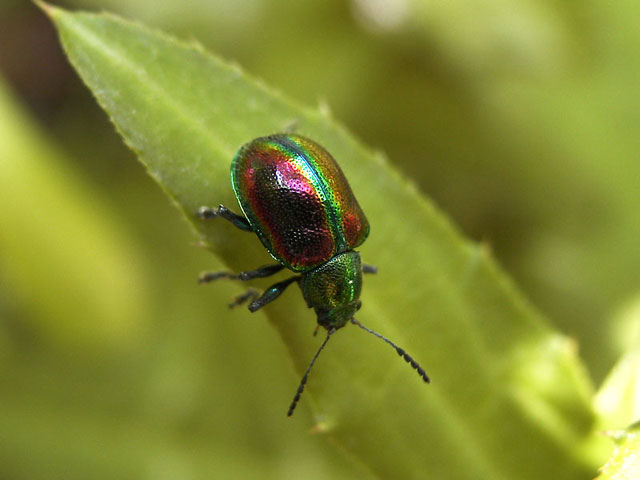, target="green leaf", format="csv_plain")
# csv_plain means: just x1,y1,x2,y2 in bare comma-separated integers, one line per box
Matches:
596,422,640,480
595,298,640,430
43,3,605,478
